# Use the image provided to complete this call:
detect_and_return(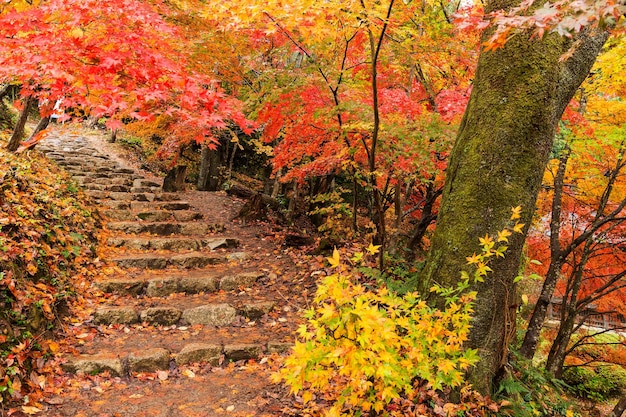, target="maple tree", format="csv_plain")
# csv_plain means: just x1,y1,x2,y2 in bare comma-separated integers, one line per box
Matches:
199,0,479,267
0,0,252,153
